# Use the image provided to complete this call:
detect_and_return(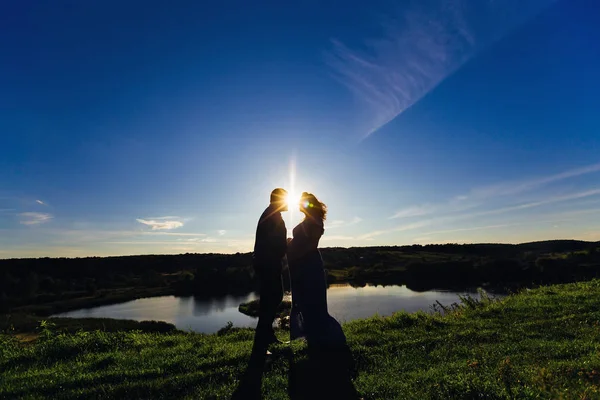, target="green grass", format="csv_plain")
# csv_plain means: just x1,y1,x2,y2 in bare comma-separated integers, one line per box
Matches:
2,280,600,399
0,314,177,335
